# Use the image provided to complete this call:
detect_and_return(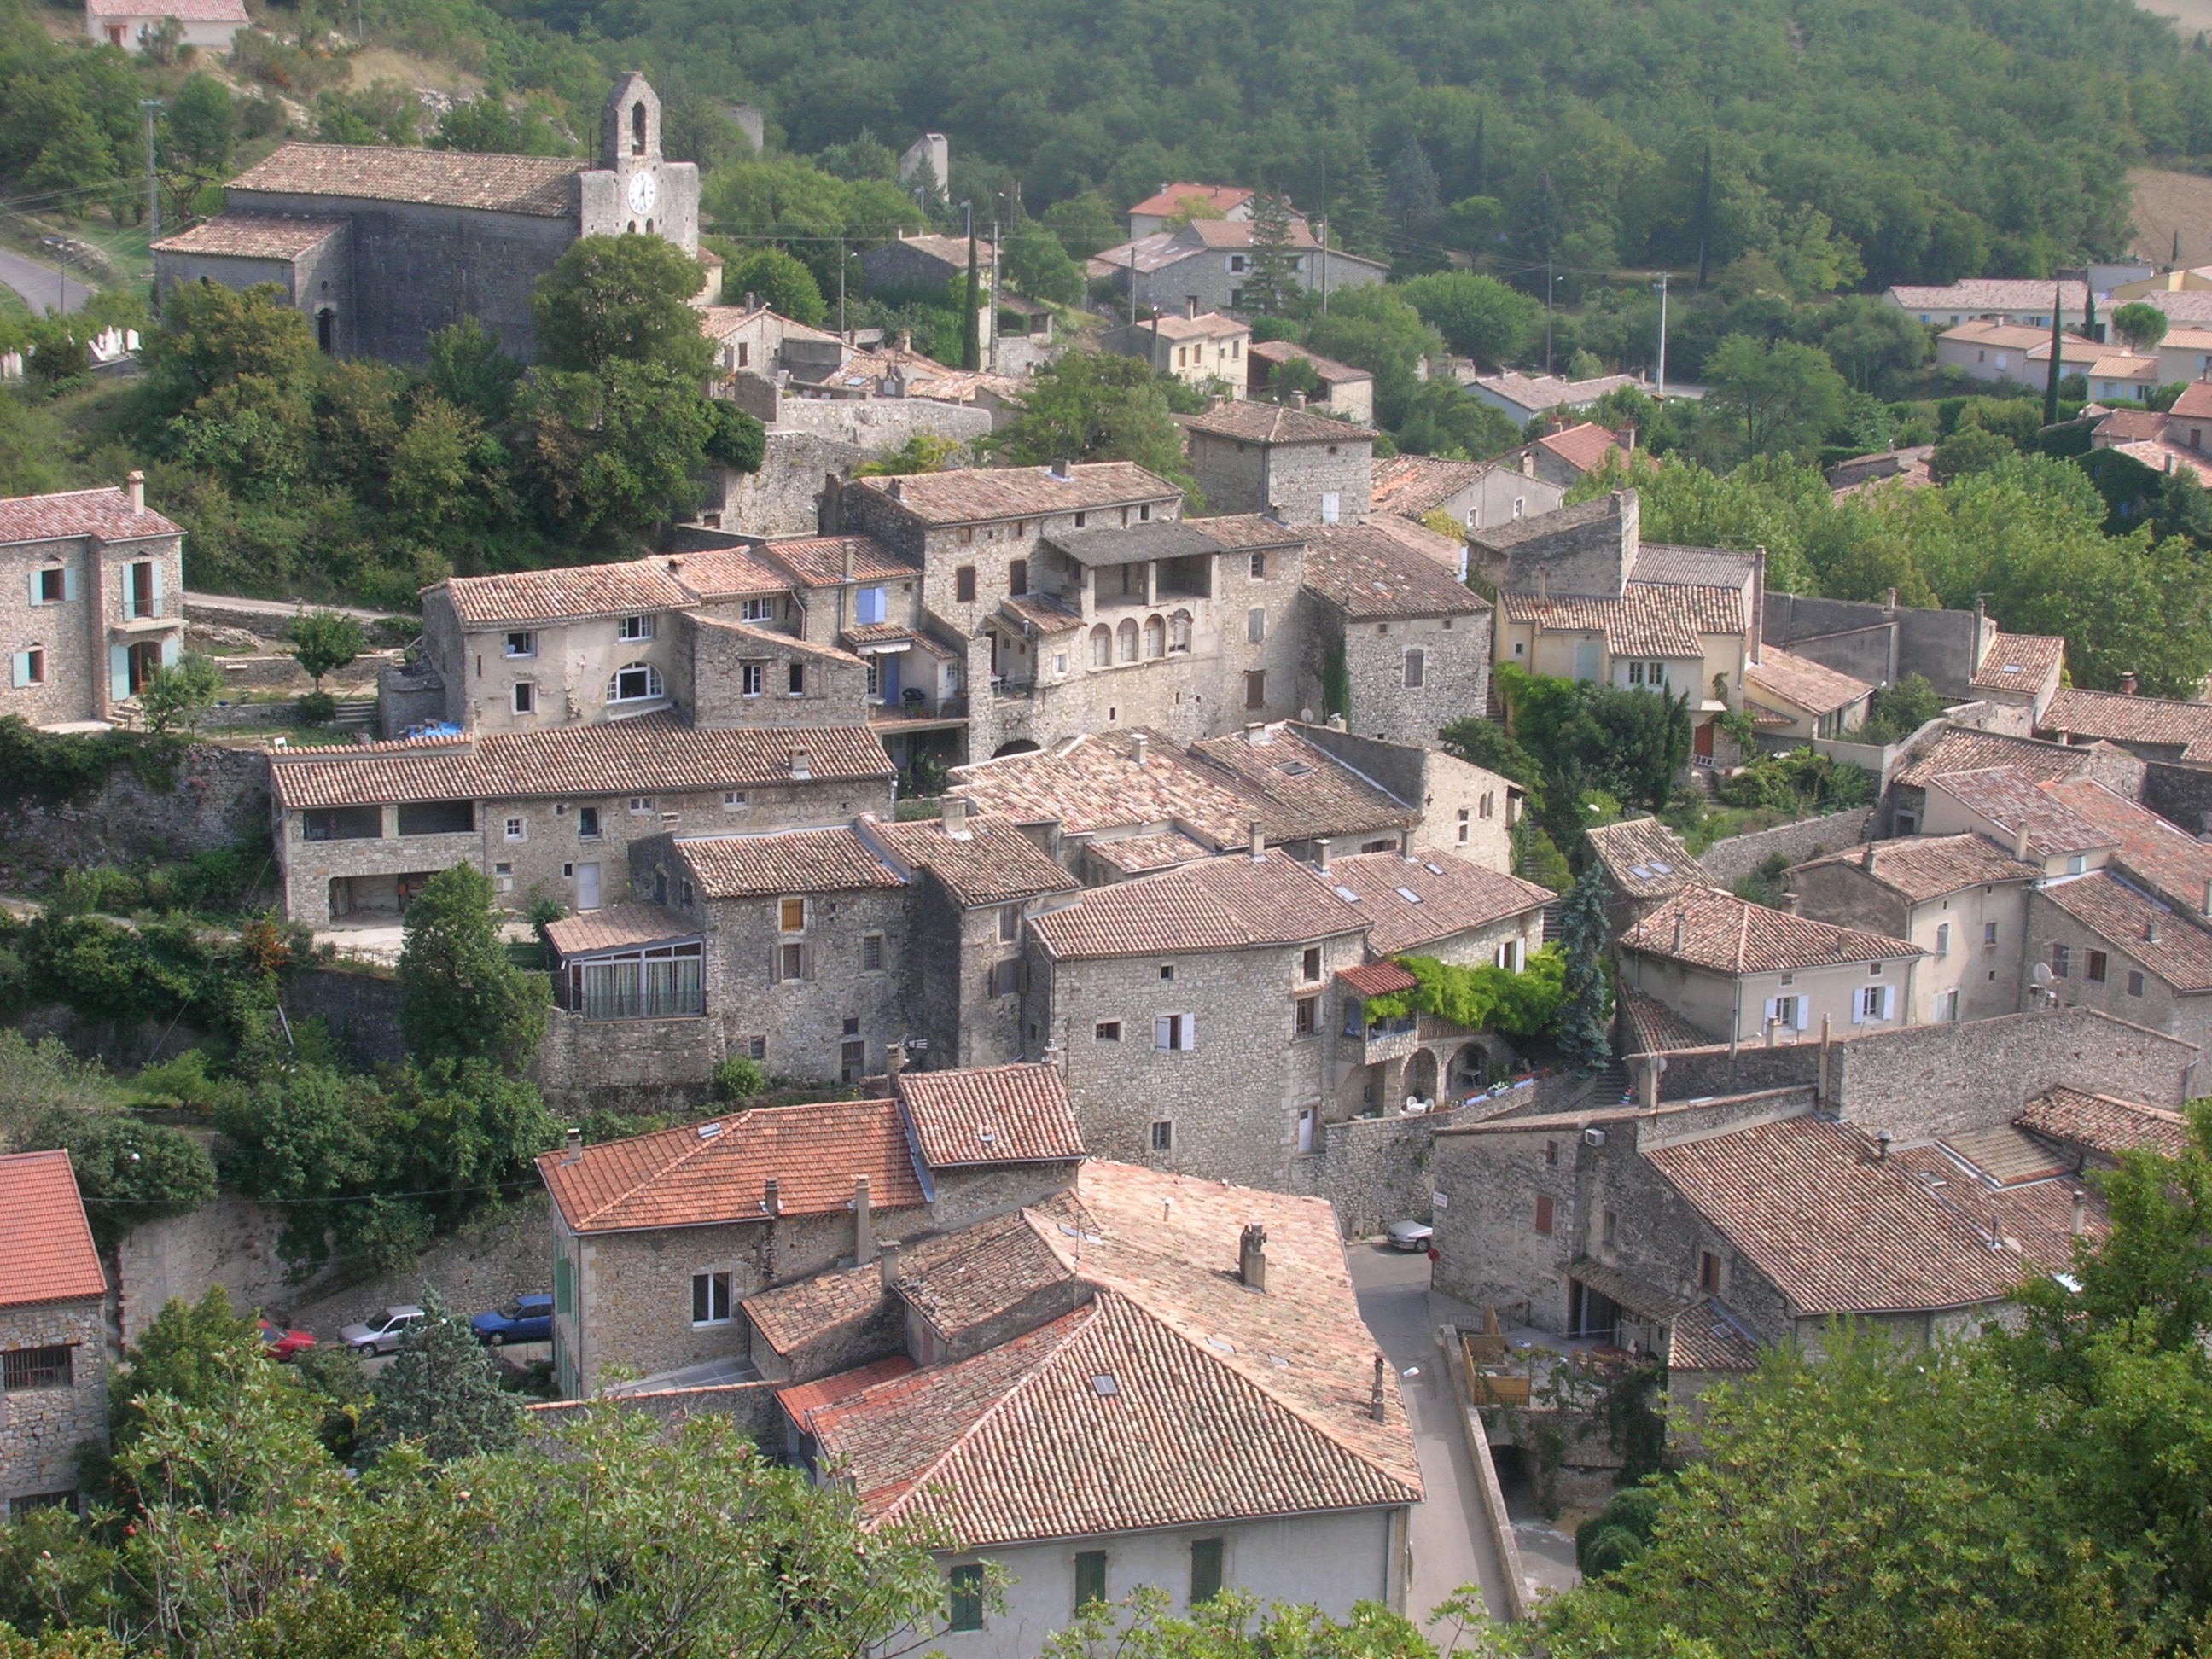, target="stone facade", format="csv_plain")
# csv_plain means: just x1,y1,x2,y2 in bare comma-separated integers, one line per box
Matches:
1786,852,2030,1025
1696,806,1873,888
1185,422,1375,527
0,1299,107,1515
2023,886,2212,1057
676,614,871,728
1305,599,1492,749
